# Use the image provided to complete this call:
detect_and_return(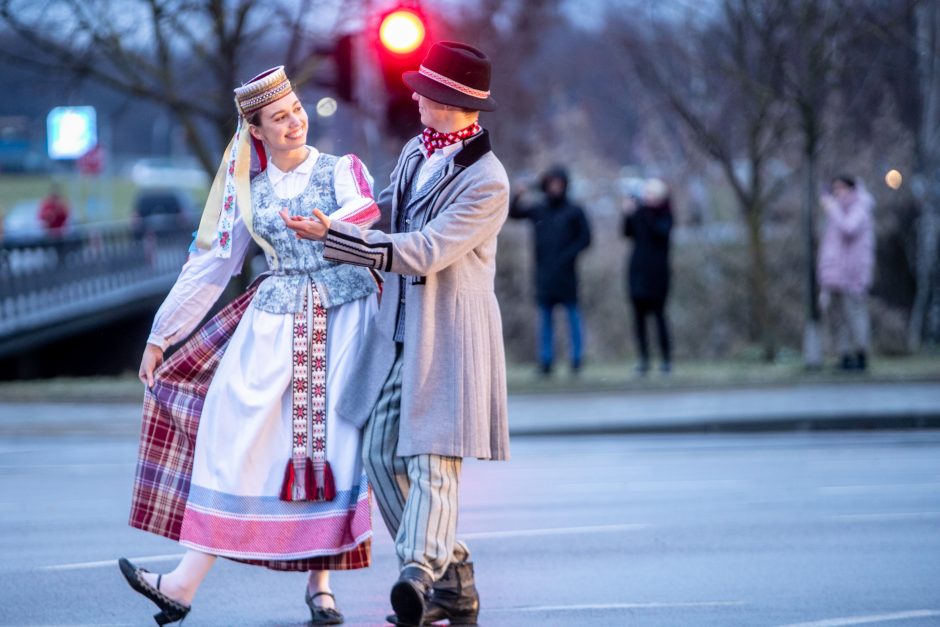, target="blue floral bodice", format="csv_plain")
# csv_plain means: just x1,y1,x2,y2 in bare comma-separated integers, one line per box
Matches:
250,153,378,313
